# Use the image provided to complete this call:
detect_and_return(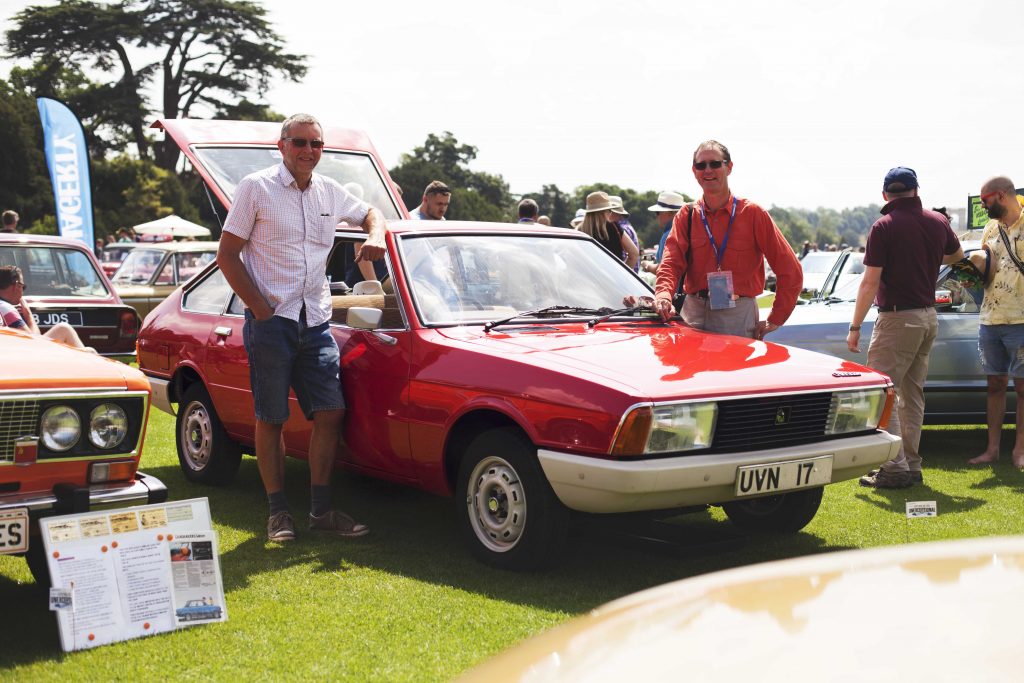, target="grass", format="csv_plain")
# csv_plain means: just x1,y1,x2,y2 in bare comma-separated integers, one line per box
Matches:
2,415,1022,681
